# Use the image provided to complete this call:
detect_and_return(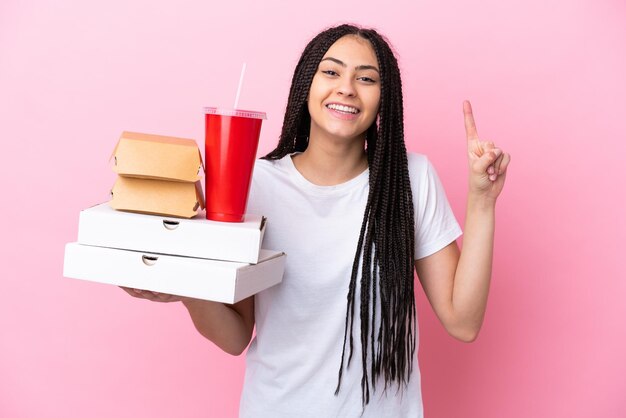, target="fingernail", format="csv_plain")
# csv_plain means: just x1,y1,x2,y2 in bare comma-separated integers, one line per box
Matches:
494,148,502,156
